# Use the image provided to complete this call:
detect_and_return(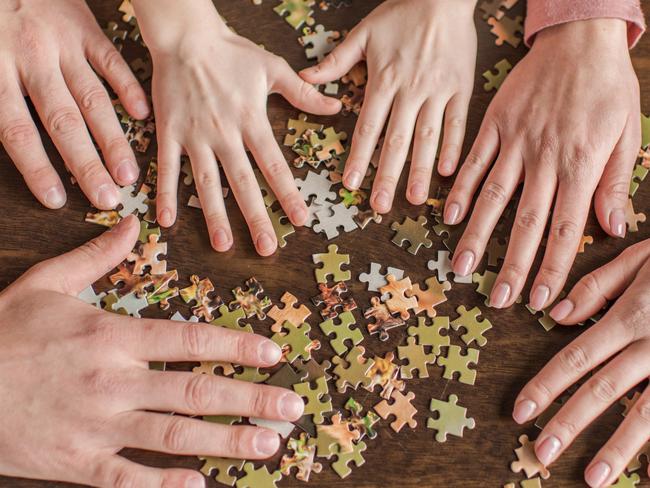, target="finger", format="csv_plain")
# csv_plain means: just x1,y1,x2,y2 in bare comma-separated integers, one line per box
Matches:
450,149,522,284
443,118,500,225
512,302,633,425
549,238,650,324
244,121,307,226
533,341,649,467
30,215,139,295
299,27,366,84
407,99,444,205
126,318,282,366
529,178,595,311
0,74,65,208
486,167,556,308
115,411,281,460
156,137,182,227
594,116,640,239
63,58,139,186
24,68,120,209
584,380,650,488
342,75,395,191
271,58,341,115
86,33,149,119
134,370,304,420
438,92,471,176
218,143,277,256
187,145,232,252
371,93,420,213
90,454,203,488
